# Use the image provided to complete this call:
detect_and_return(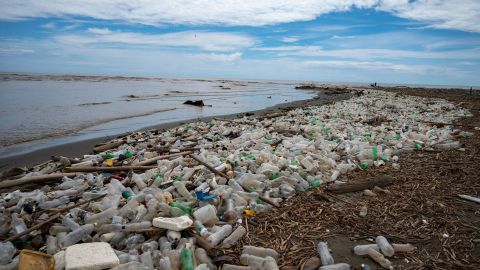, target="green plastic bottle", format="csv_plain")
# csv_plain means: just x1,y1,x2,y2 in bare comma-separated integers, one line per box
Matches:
169,201,192,216
180,247,194,270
